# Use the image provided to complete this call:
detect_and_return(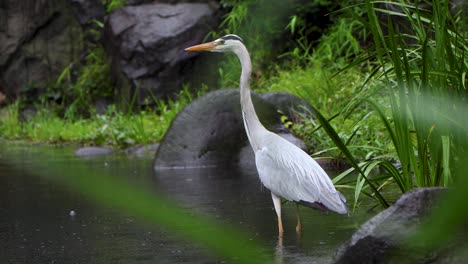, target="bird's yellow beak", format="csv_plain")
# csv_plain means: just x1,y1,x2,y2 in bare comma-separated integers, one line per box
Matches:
185,41,217,51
